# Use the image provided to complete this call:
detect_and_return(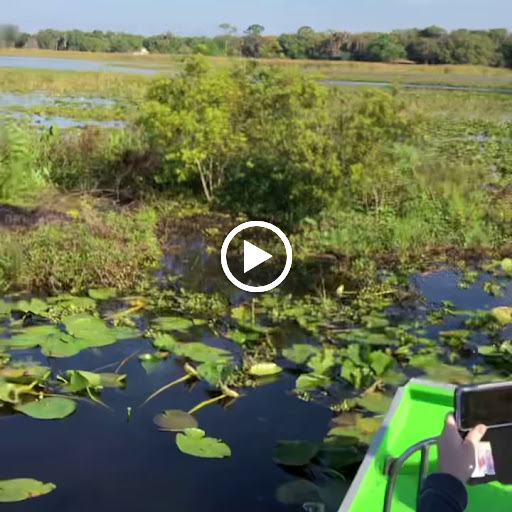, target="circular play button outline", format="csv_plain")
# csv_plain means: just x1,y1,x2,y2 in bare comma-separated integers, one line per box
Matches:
221,221,293,293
